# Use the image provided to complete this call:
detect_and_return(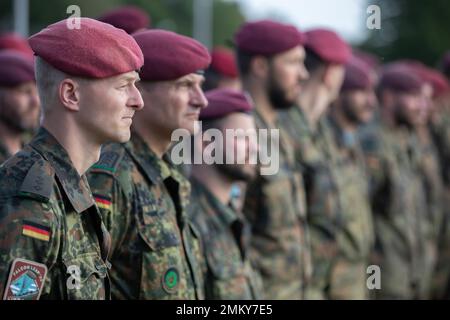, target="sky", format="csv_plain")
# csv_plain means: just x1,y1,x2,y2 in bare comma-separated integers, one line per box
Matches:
236,0,370,45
